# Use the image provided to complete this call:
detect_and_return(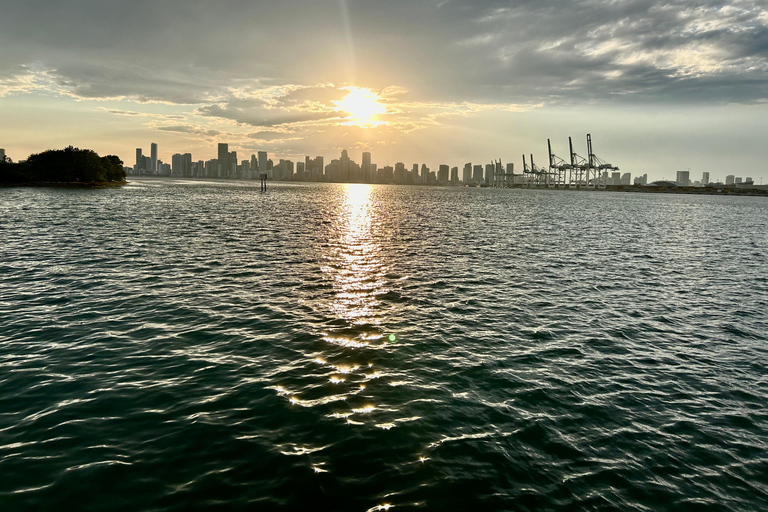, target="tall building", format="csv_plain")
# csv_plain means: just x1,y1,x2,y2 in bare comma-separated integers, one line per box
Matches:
394,162,406,184
183,153,192,177
150,143,158,174
472,165,483,183
377,165,394,183
229,151,237,177
251,154,258,178
676,170,690,186
258,151,267,177
218,143,229,178
438,164,449,184
362,152,371,166
450,167,459,185
725,175,735,185
702,172,710,186
611,172,621,185
171,153,183,176
135,148,143,173
485,163,494,183
463,163,472,183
